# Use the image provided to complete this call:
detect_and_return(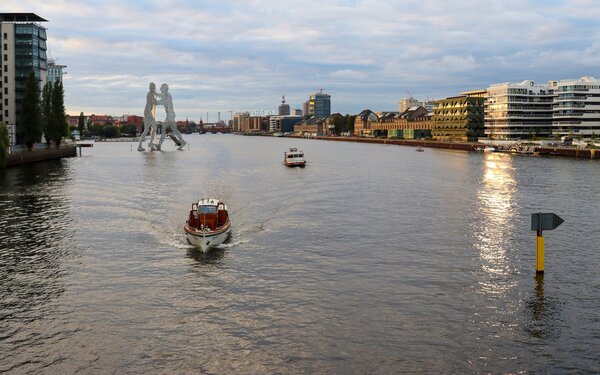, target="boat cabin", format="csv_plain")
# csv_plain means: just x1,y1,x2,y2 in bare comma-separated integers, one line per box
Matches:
284,148,306,167
187,198,229,231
